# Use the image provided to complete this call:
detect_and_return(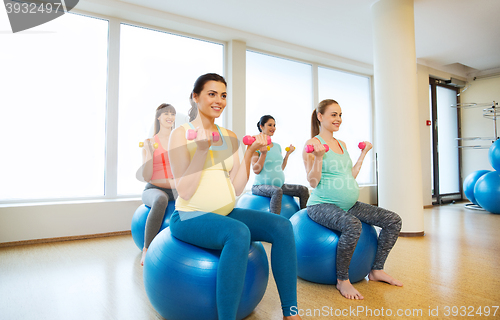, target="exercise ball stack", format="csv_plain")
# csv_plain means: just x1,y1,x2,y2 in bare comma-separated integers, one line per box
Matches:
235,192,300,219
143,228,269,320
464,140,500,214
131,202,175,249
